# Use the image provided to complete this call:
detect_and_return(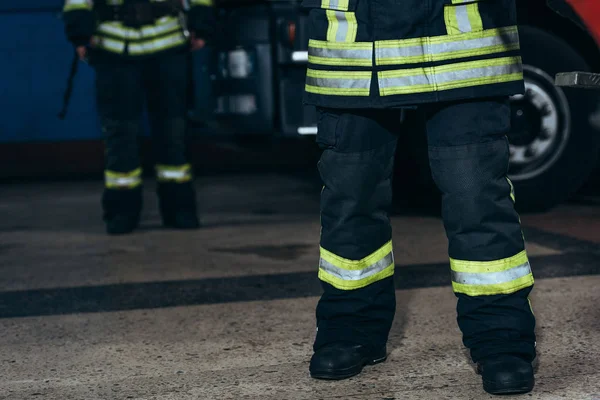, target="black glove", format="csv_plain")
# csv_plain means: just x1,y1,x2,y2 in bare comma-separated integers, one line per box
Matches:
64,9,96,47
187,6,217,42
